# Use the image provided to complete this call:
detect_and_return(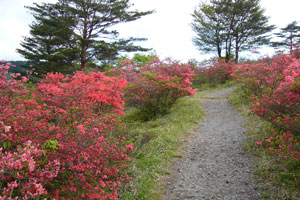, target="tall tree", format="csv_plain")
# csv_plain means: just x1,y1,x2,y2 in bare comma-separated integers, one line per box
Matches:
17,2,79,74
229,0,275,63
191,2,225,59
191,0,236,61
272,21,300,55
18,0,153,73
192,0,275,63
